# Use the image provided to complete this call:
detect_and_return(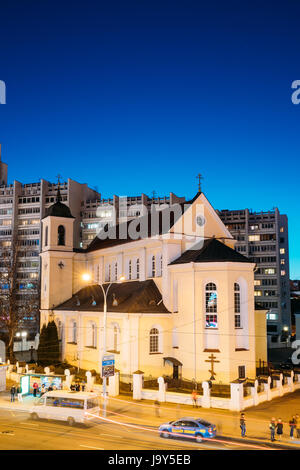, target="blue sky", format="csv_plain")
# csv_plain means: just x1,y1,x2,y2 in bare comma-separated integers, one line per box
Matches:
0,0,300,277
